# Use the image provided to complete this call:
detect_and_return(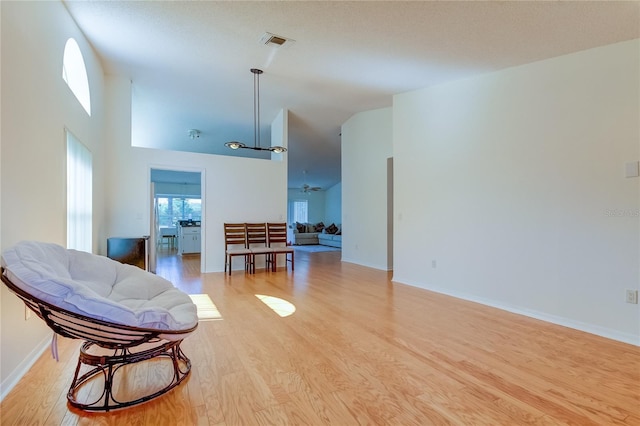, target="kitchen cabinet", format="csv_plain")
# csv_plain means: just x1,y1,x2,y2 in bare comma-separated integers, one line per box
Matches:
179,226,201,255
